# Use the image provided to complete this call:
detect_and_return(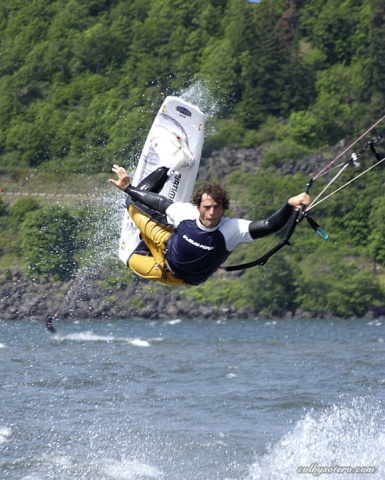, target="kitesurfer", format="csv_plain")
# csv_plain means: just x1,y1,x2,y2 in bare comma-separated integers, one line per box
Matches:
45,313,57,334
109,165,310,286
